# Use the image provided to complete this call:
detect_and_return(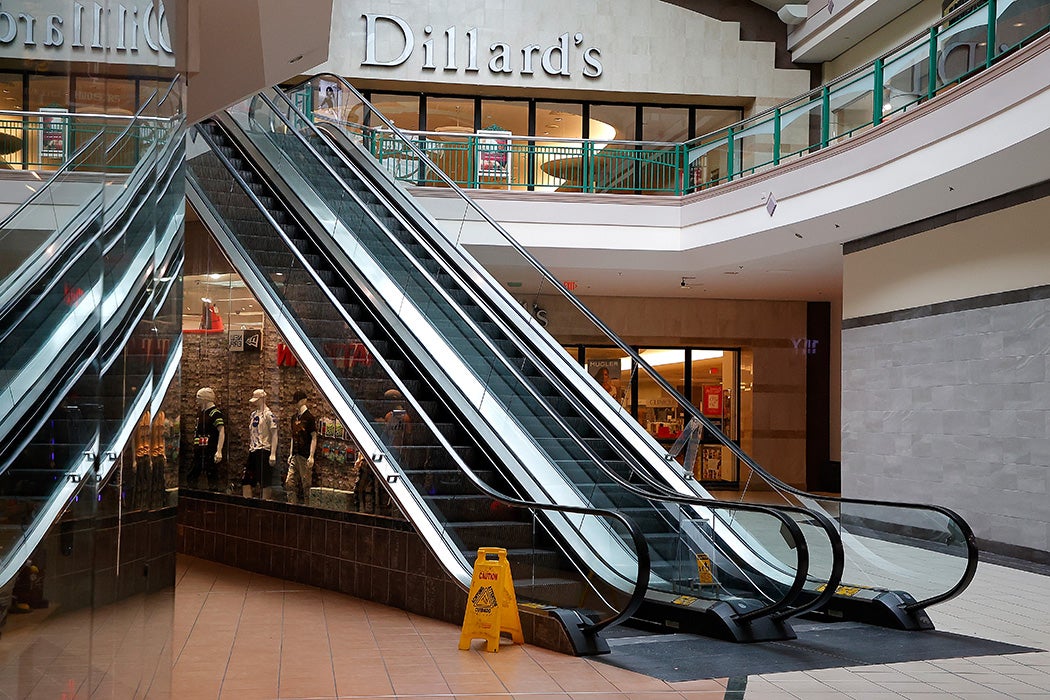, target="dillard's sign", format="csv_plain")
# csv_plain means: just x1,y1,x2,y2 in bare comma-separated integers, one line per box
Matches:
0,1,173,57
363,13,603,79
